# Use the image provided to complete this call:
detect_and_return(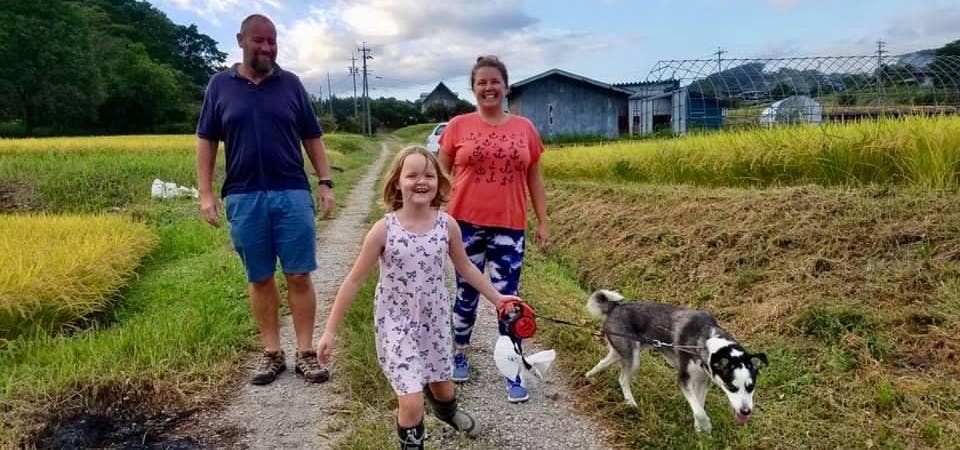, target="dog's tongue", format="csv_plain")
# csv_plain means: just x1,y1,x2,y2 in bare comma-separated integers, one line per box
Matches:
734,412,750,425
